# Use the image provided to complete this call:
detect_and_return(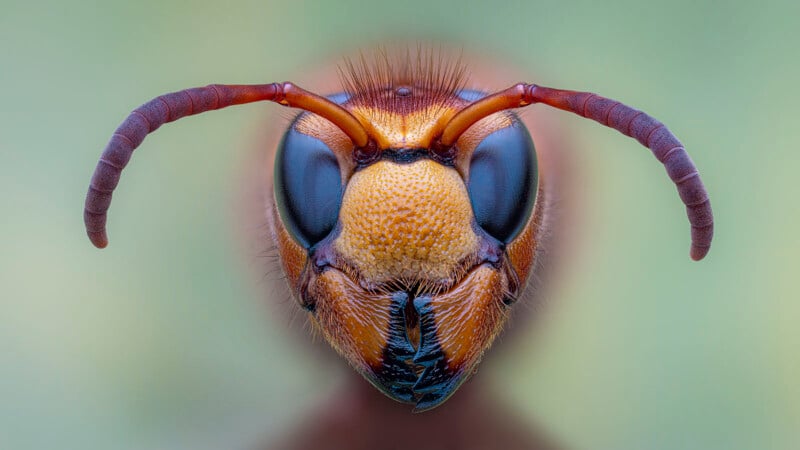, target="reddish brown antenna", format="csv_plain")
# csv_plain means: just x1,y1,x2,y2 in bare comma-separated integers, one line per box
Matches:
438,83,713,261
84,82,370,249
